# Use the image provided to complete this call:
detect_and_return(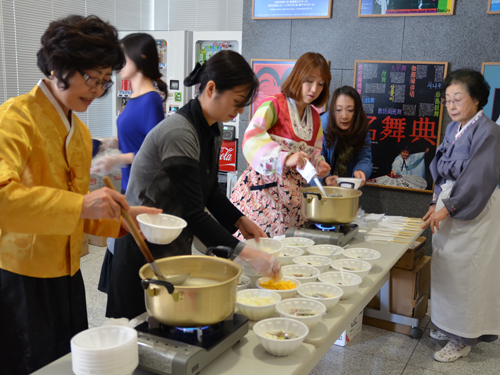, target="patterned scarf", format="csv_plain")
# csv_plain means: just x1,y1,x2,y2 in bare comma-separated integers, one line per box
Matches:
333,142,355,177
